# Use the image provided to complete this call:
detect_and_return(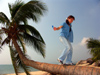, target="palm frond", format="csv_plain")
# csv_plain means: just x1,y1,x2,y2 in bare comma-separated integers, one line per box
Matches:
17,36,27,53
16,52,31,75
18,25,45,44
0,29,5,51
12,0,47,23
86,38,100,49
18,59,31,75
0,12,10,25
91,48,100,56
0,29,4,43
1,37,10,46
19,32,45,58
23,19,28,25
9,45,31,75
91,48,100,61
87,38,100,61
9,46,19,75
8,0,24,20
